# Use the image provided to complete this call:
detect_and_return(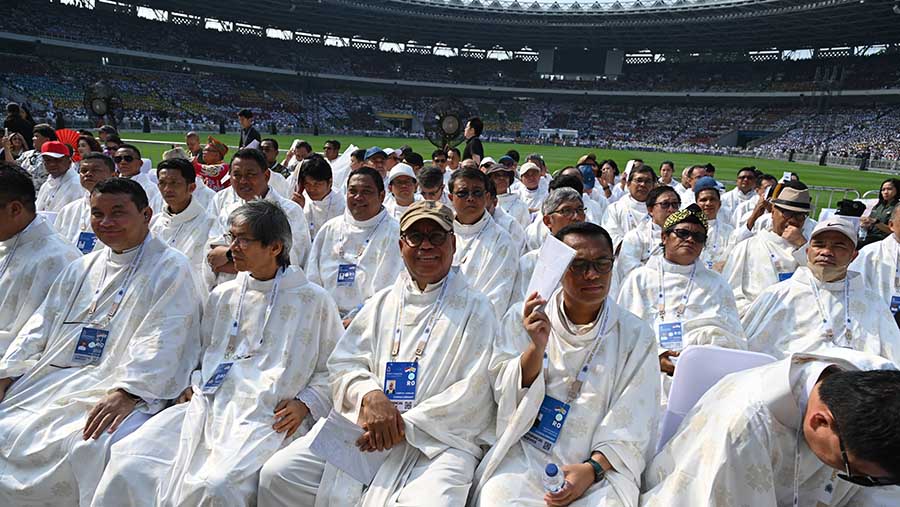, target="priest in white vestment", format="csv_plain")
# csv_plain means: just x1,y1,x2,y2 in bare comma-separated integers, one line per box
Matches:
488,186,527,255
384,163,420,220
524,176,604,252
92,200,342,507
35,140,82,213
515,162,549,214
641,350,900,507
618,204,745,395
0,165,80,354
288,155,346,241
489,164,531,228
55,153,117,254
207,148,312,279
418,166,455,209
0,178,201,506
114,145,161,213
474,222,660,507
743,217,900,363
258,200,497,507
616,186,680,280
448,168,519,320
148,158,218,274
718,167,758,226
722,184,812,317
601,165,656,250
692,176,736,272
850,205,900,312
306,167,403,322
